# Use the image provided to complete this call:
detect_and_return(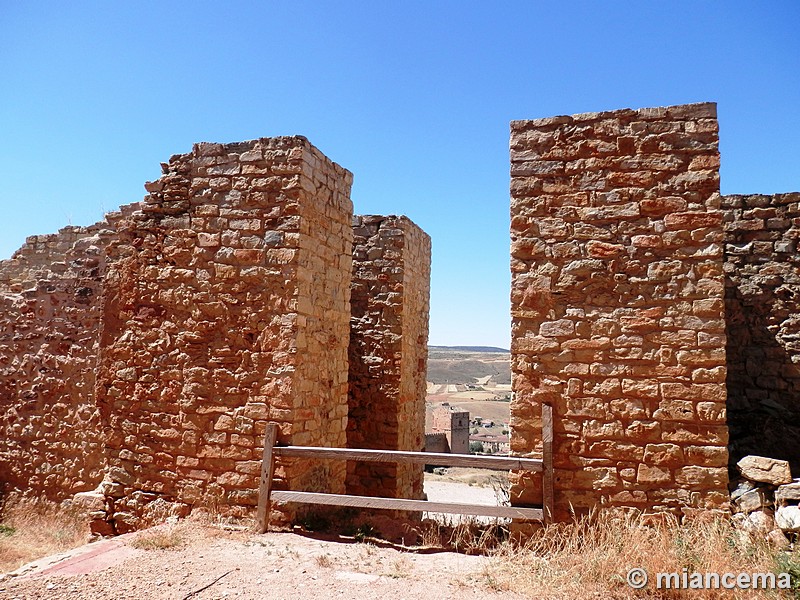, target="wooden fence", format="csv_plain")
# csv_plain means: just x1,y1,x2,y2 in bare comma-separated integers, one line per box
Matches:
256,404,554,533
